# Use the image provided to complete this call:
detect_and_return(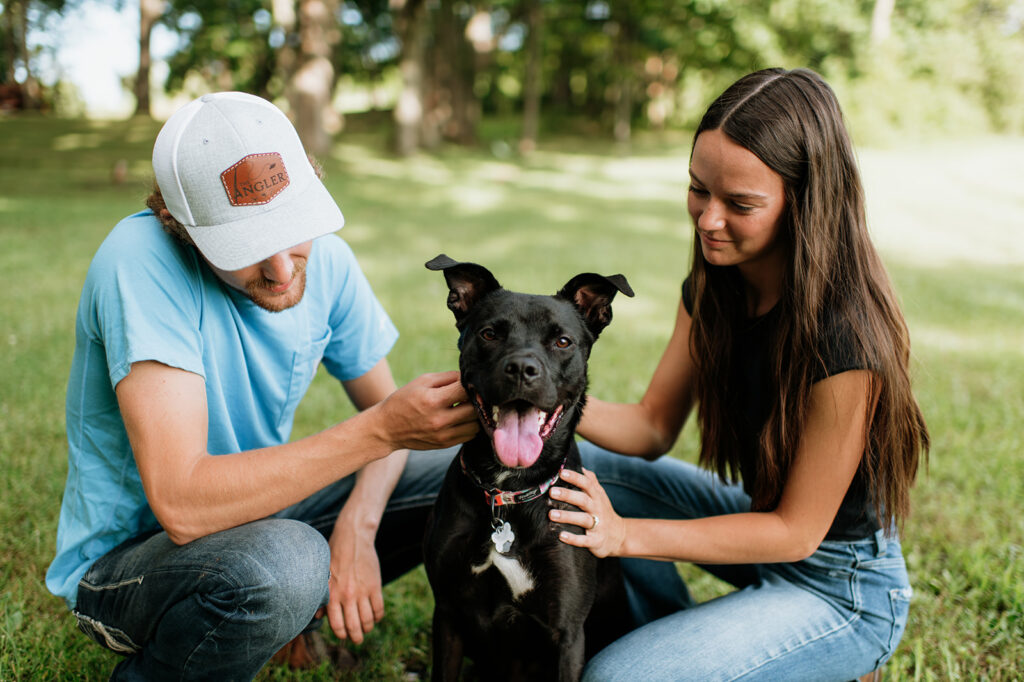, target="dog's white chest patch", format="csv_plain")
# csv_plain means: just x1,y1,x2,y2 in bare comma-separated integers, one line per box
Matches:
471,548,535,600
